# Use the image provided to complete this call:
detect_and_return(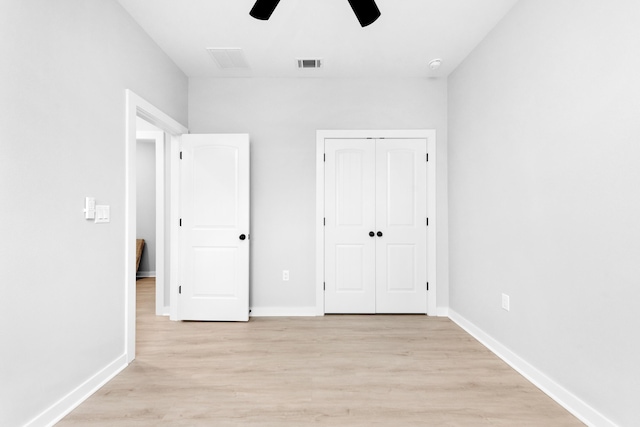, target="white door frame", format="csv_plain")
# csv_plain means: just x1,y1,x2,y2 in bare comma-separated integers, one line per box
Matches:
136,130,167,316
315,129,437,316
125,90,188,363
